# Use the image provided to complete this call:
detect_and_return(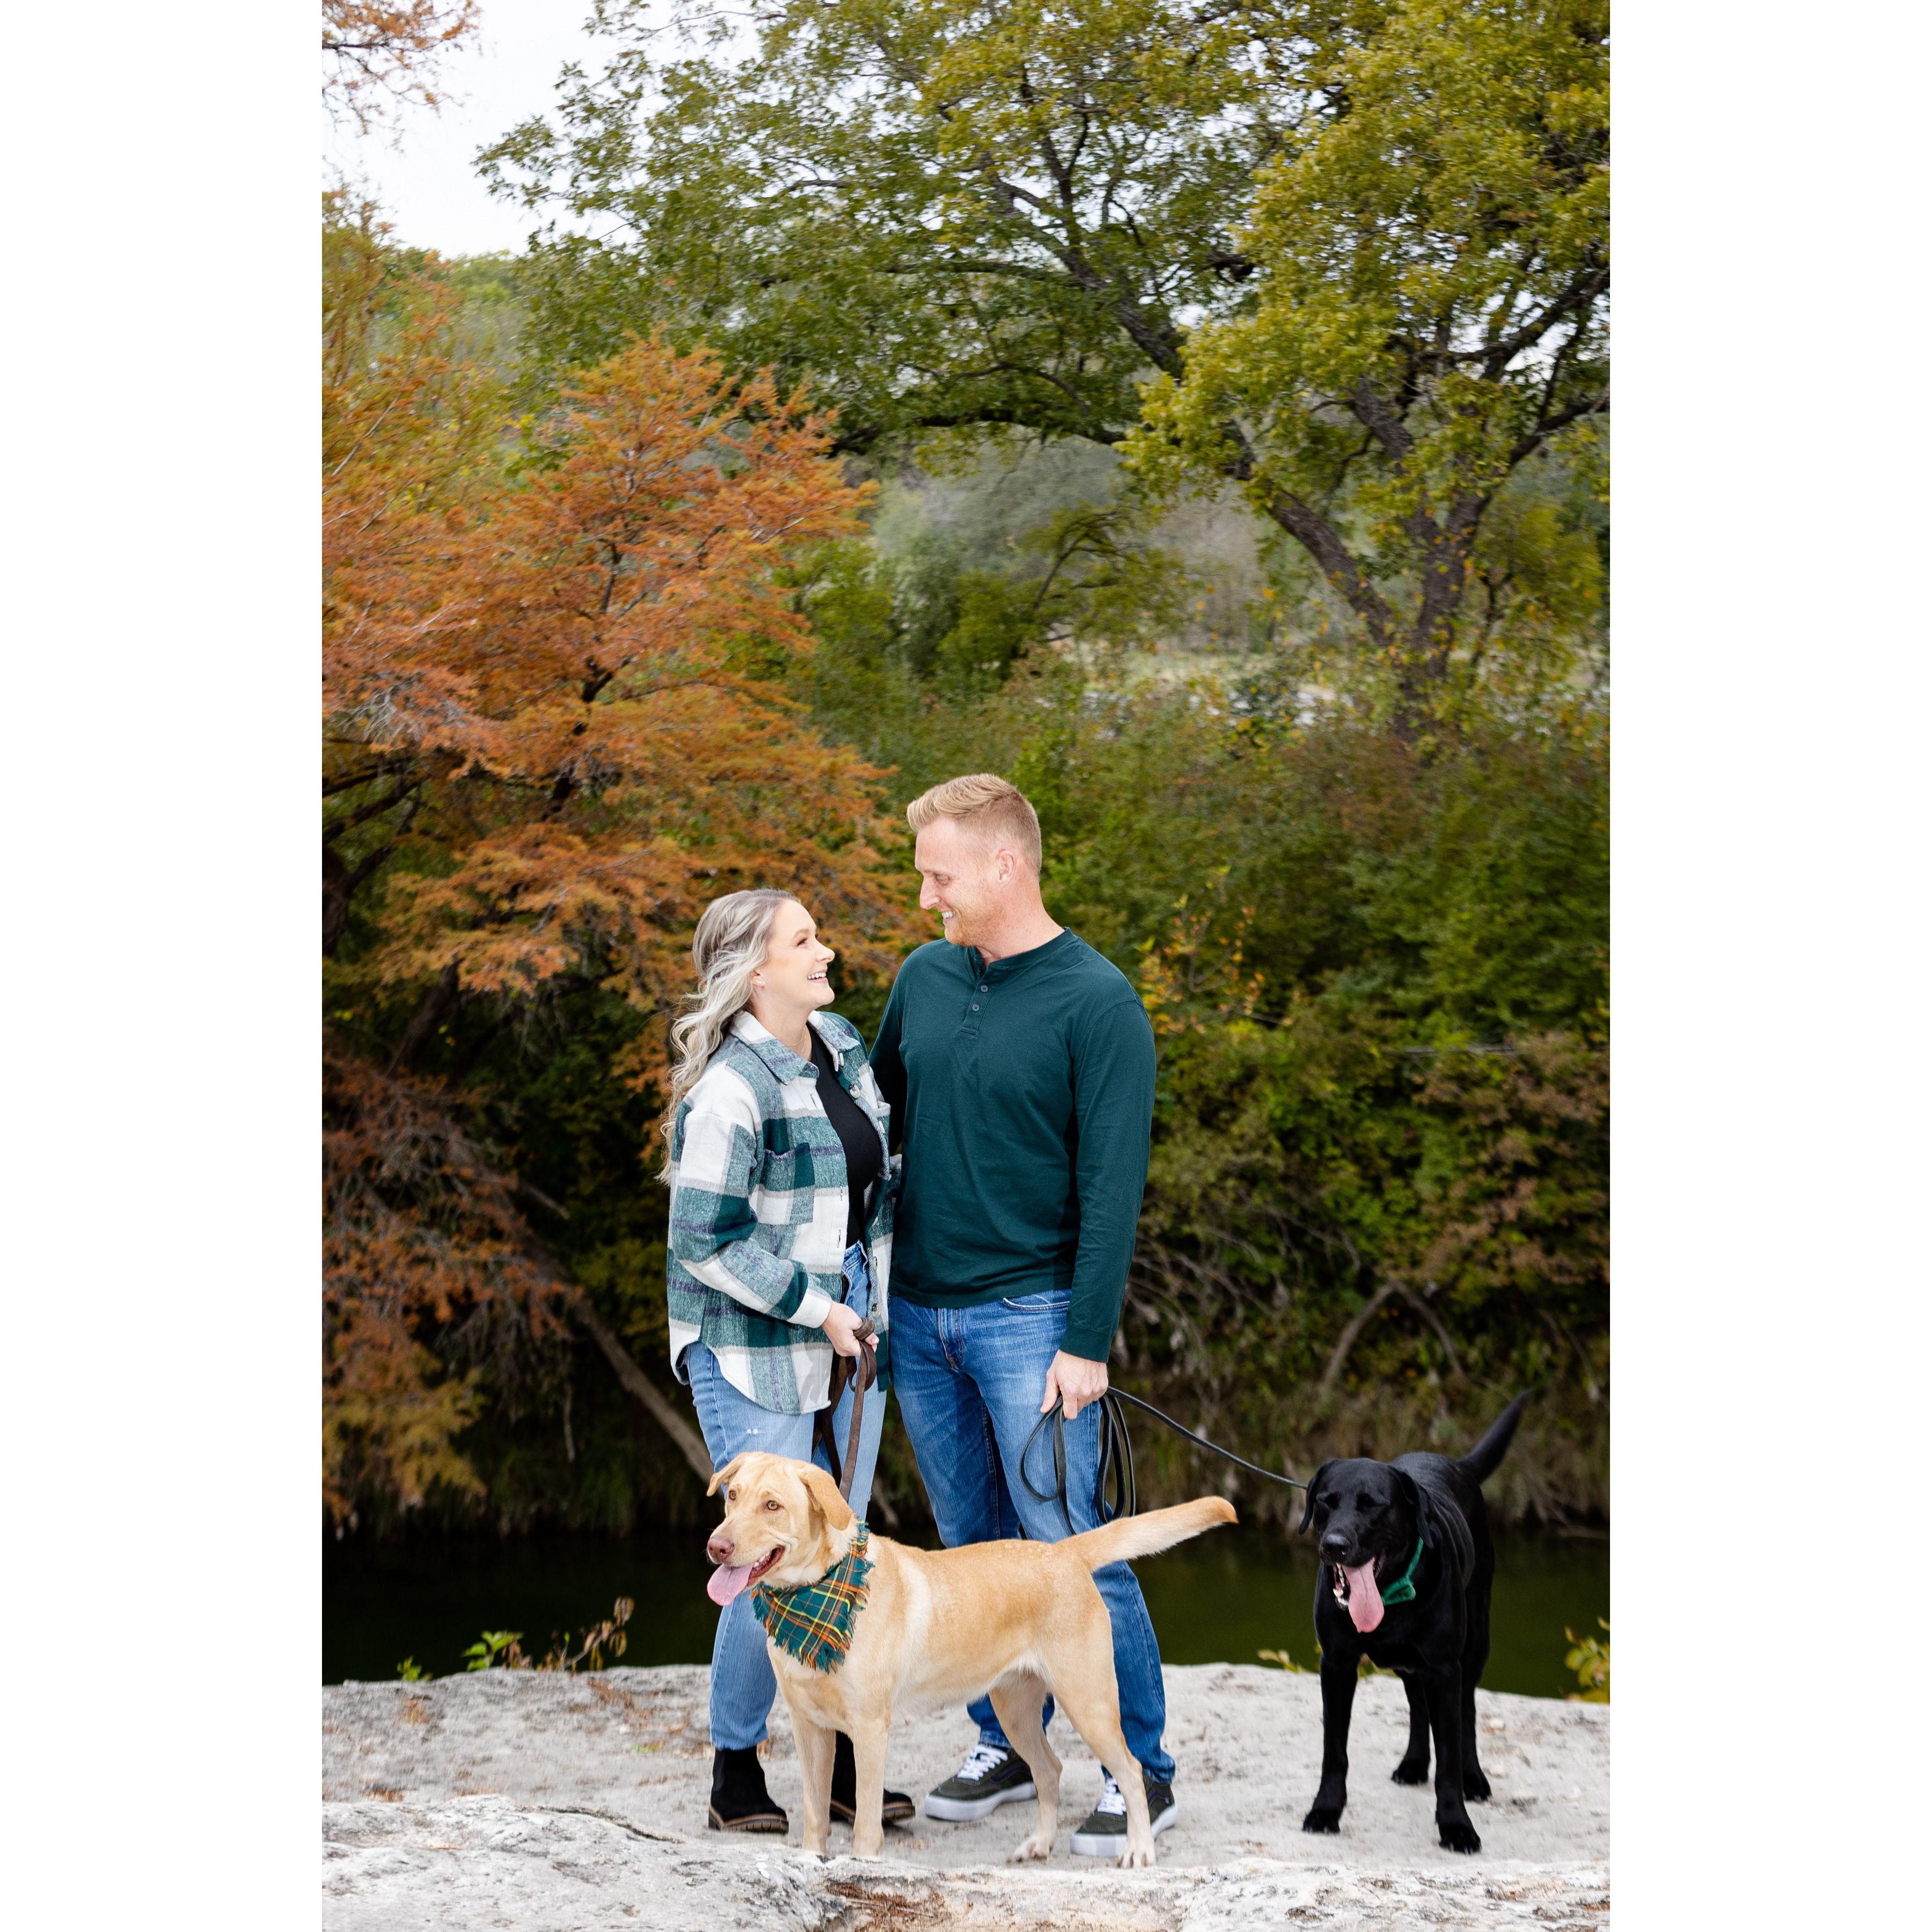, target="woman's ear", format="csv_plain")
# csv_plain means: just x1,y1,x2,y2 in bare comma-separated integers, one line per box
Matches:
1298,1461,1335,1535
796,1462,857,1536
707,1453,747,1499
